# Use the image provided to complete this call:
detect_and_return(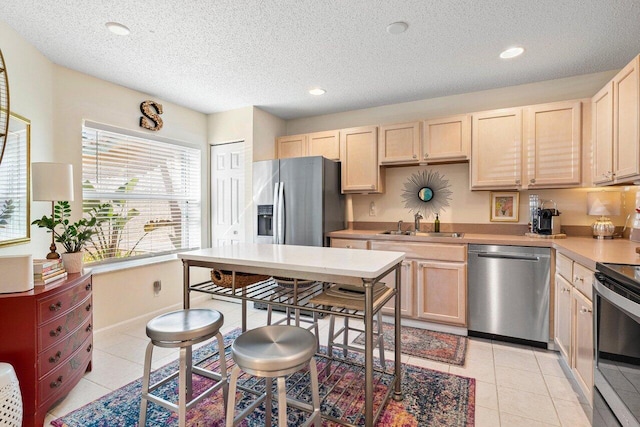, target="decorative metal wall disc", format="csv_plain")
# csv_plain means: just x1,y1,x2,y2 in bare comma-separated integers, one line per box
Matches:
401,169,452,218
0,49,9,167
